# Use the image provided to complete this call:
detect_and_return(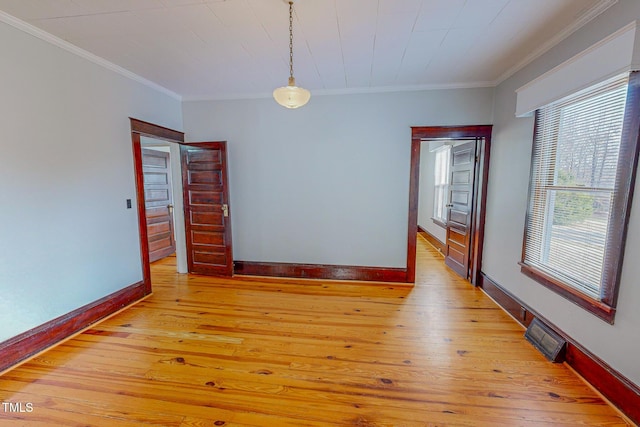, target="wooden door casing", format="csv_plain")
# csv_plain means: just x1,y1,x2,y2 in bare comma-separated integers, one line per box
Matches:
445,140,477,278
142,149,176,263
181,142,233,276
409,125,492,285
